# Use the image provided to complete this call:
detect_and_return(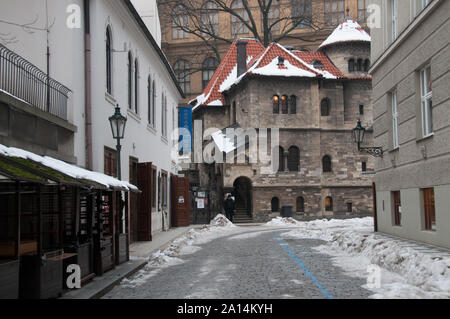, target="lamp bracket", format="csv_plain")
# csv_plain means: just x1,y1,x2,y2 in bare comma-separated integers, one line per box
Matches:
359,147,384,158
